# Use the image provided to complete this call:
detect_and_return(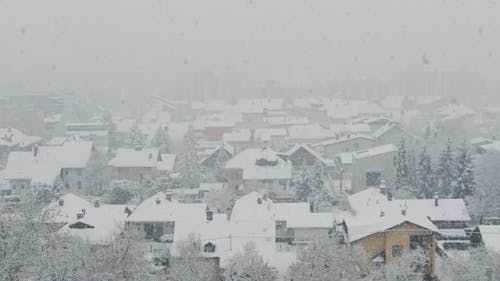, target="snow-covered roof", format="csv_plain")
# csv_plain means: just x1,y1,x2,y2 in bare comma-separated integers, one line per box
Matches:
313,134,375,147
45,136,83,146
286,144,334,165
372,122,402,139
438,104,477,121
478,225,500,254
127,192,207,223
157,154,176,171
222,129,251,143
265,116,309,127
480,141,500,153
225,148,292,180
58,203,135,245
324,99,385,120
470,137,494,146
380,95,405,110
287,123,337,142
273,202,310,221
41,193,94,224
0,128,42,148
254,128,287,142
286,212,334,228
230,192,275,221
2,141,93,183
109,147,159,168
347,187,388,213
352,144,398,159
